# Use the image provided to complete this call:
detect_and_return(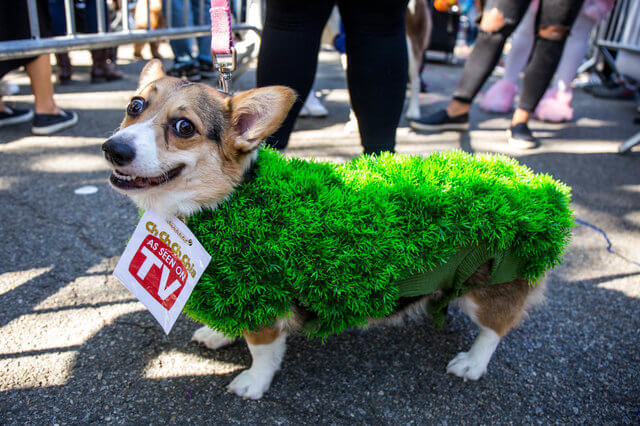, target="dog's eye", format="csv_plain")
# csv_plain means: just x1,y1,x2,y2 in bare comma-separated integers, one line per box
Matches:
173,119,195,137
127,98,146,116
